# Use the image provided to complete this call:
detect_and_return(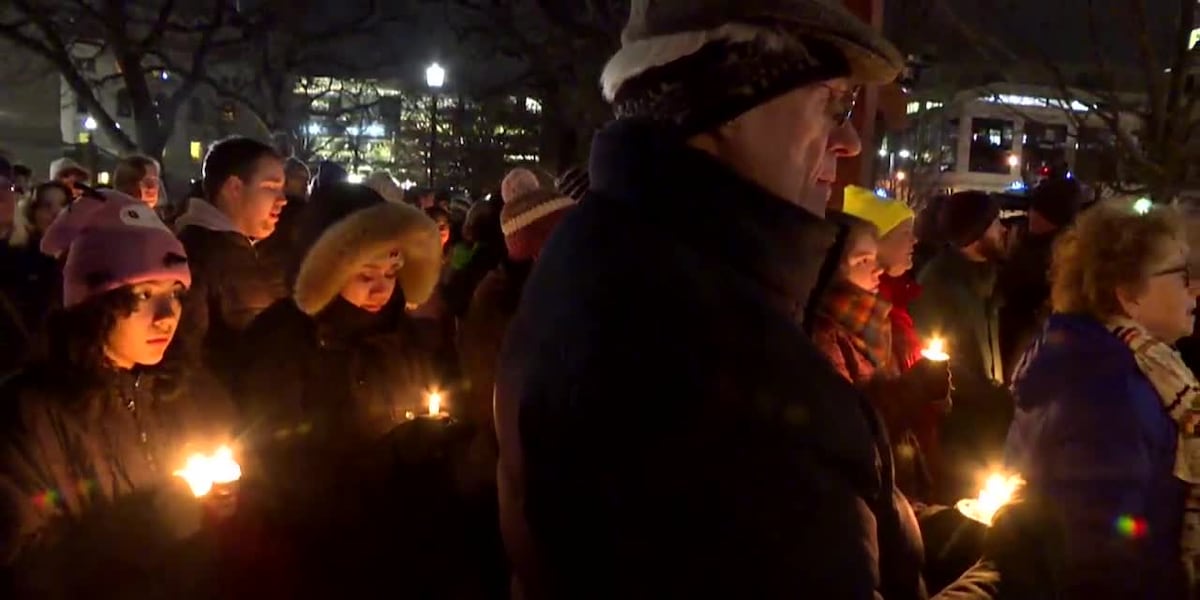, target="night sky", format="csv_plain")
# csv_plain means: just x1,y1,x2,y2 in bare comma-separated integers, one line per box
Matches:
886,0,1184,66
